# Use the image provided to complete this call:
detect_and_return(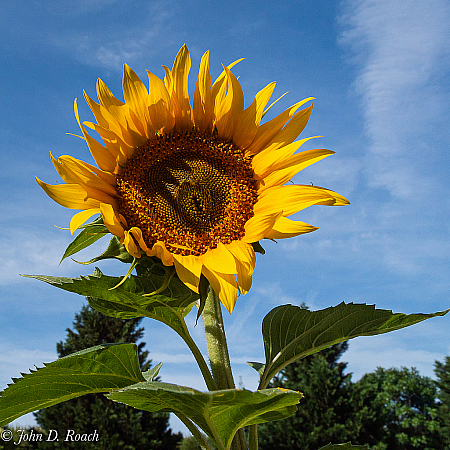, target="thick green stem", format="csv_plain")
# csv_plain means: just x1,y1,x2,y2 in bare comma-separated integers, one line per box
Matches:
248,425,258,450
202,288,235,390
202,288,248,450
182,328,218,391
